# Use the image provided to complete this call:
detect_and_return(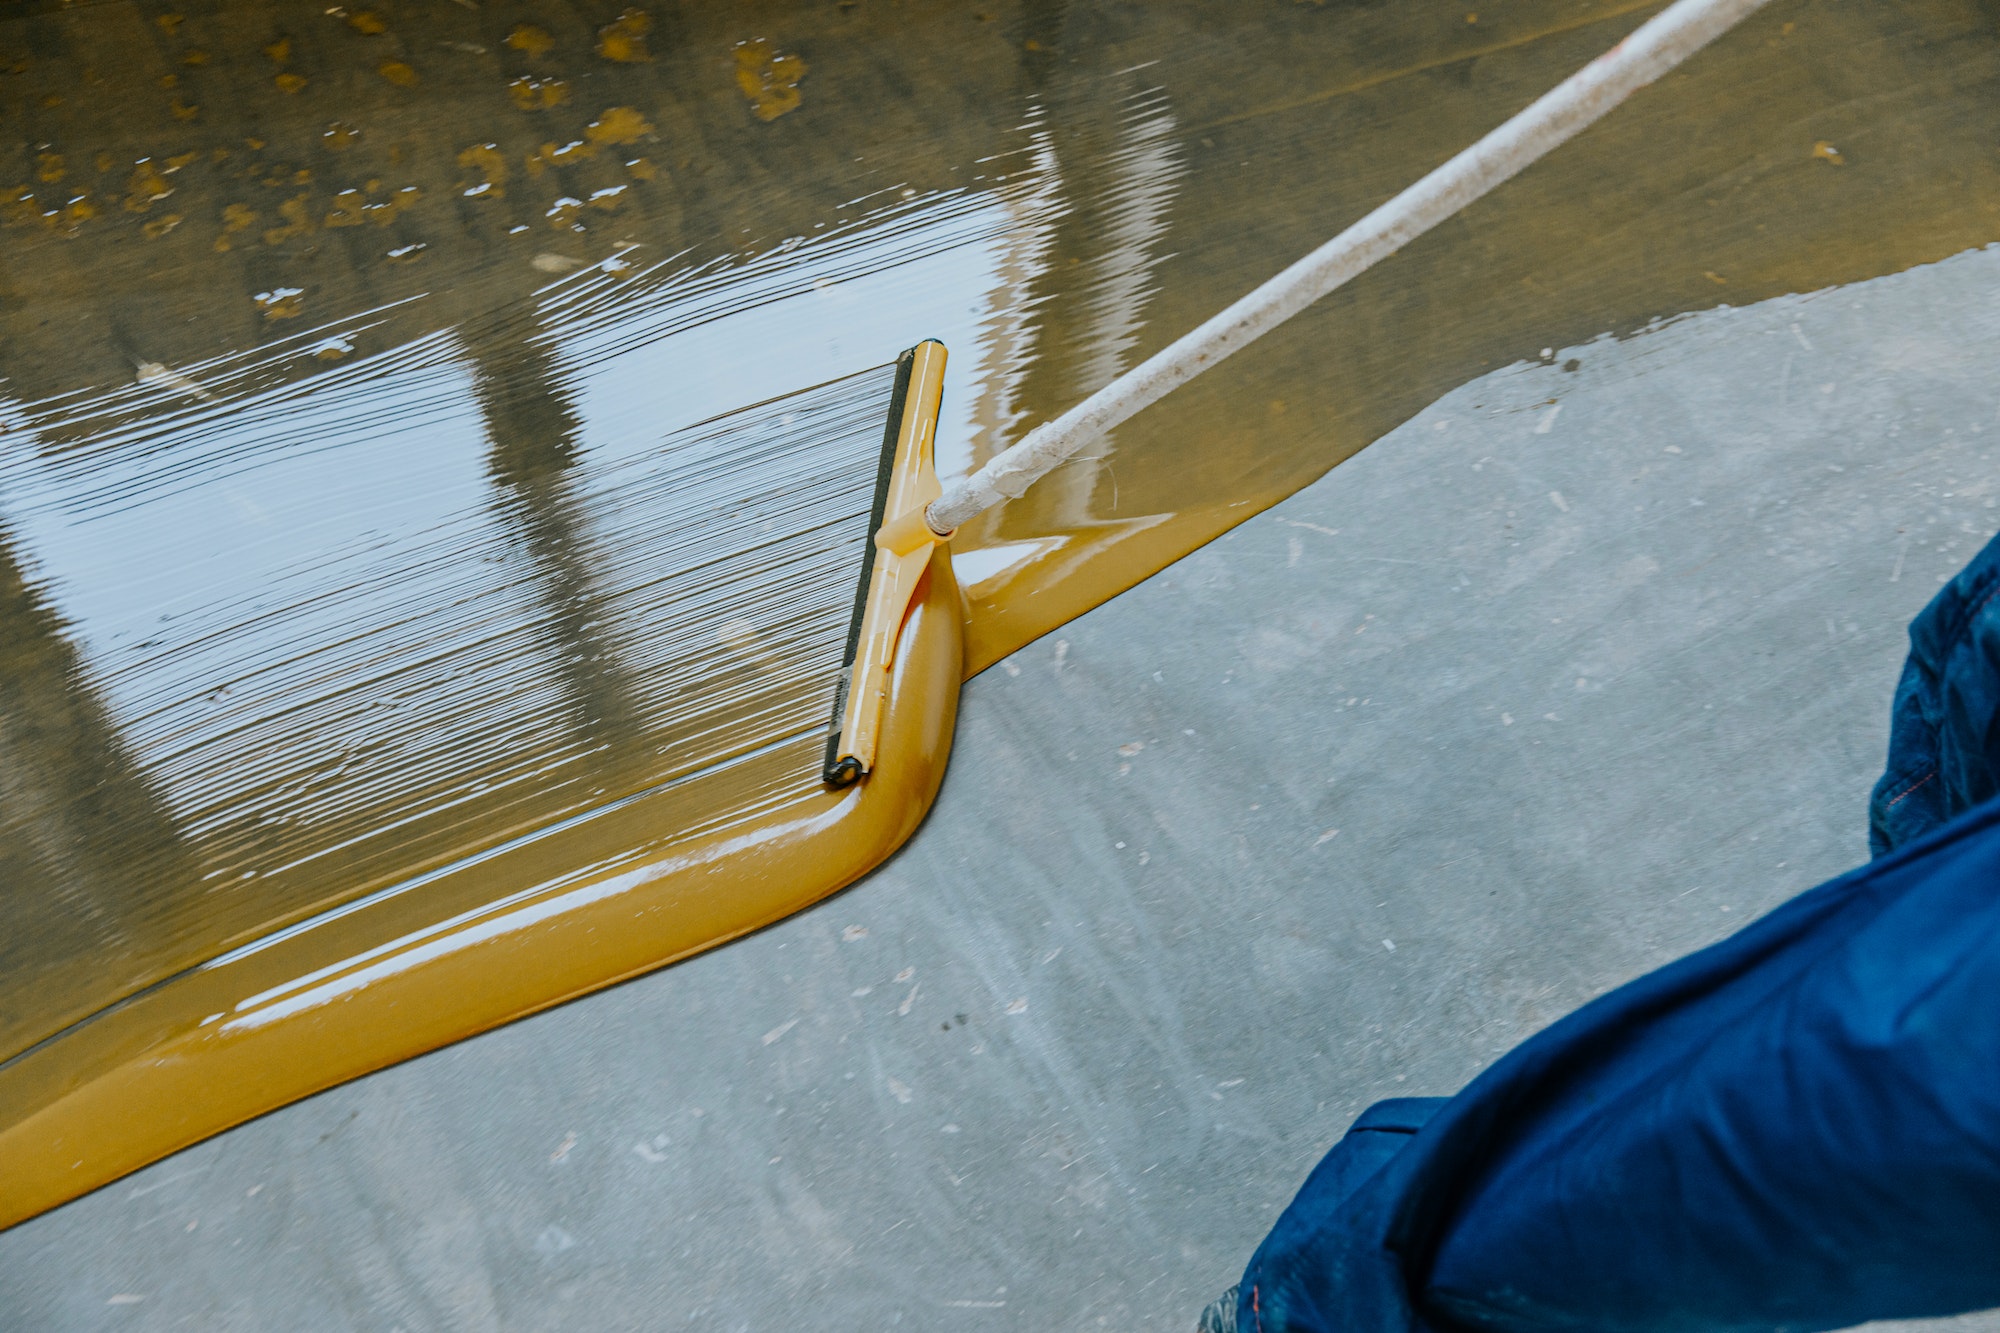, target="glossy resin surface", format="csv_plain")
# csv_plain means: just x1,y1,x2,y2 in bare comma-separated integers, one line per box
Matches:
1,0,1997,1224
